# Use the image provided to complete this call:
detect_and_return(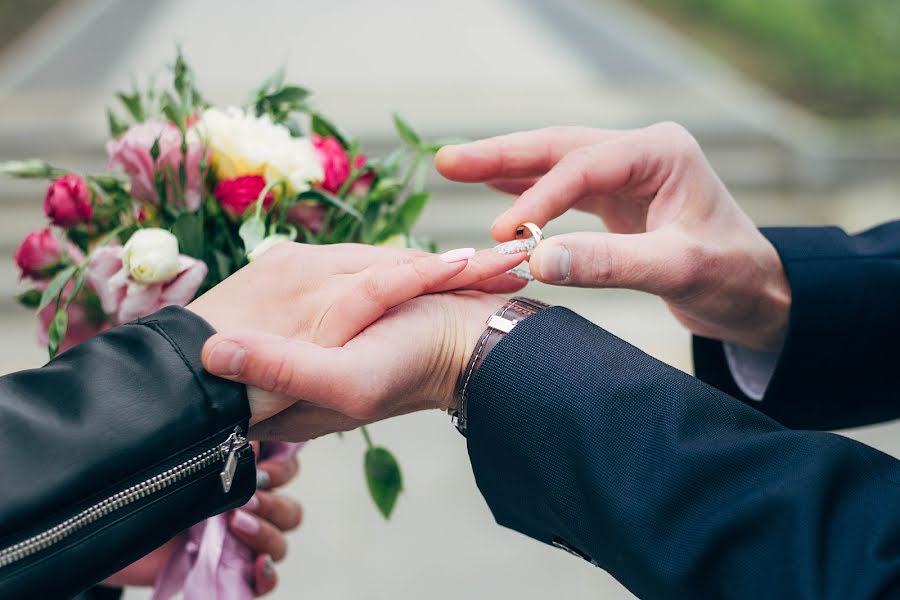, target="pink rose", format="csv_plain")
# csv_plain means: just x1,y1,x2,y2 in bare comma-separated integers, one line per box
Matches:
312,135,351,194
44,174,93,227
85,245,207,324
286,202,327,234
106,120,207,211
37,280,110,354
14,229,65,279
213,175,274,218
